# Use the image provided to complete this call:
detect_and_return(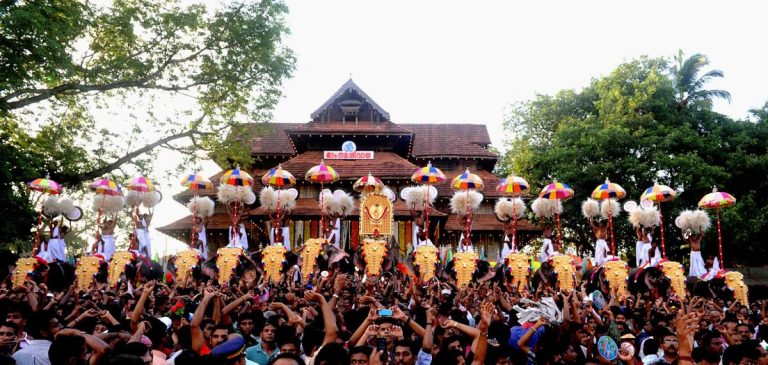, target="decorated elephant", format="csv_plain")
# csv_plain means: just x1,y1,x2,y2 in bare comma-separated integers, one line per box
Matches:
627,266,671,299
